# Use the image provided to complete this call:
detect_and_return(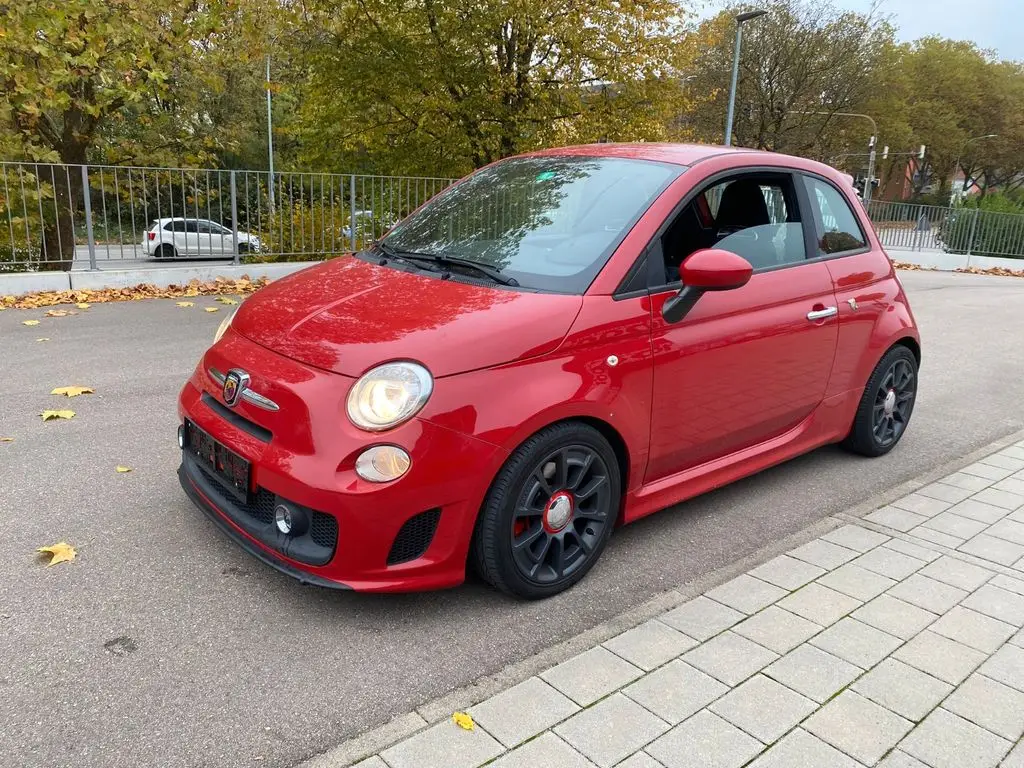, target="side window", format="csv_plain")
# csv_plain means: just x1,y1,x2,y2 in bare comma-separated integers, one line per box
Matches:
165,221,182,232
657,173,806,284
802,177,867,255
195,221,212,234
184,220,200,234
